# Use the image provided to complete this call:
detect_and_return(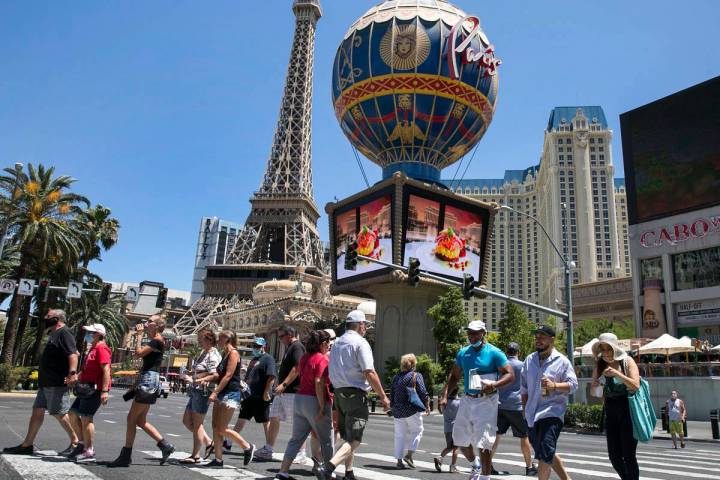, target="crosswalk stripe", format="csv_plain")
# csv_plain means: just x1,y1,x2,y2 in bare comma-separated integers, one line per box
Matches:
496,452,720,479
503,451,720,472
1,450,101,480
485,454,667,480
636,454,720,468
142,450,264,479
